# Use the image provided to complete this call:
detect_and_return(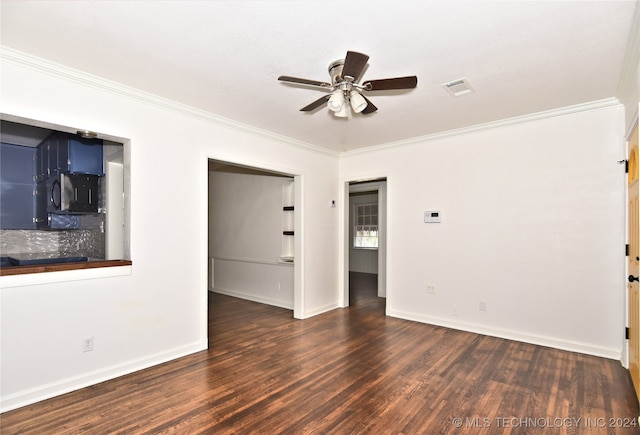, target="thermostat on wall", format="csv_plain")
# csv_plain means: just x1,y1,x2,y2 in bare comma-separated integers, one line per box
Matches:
424,211,442,223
